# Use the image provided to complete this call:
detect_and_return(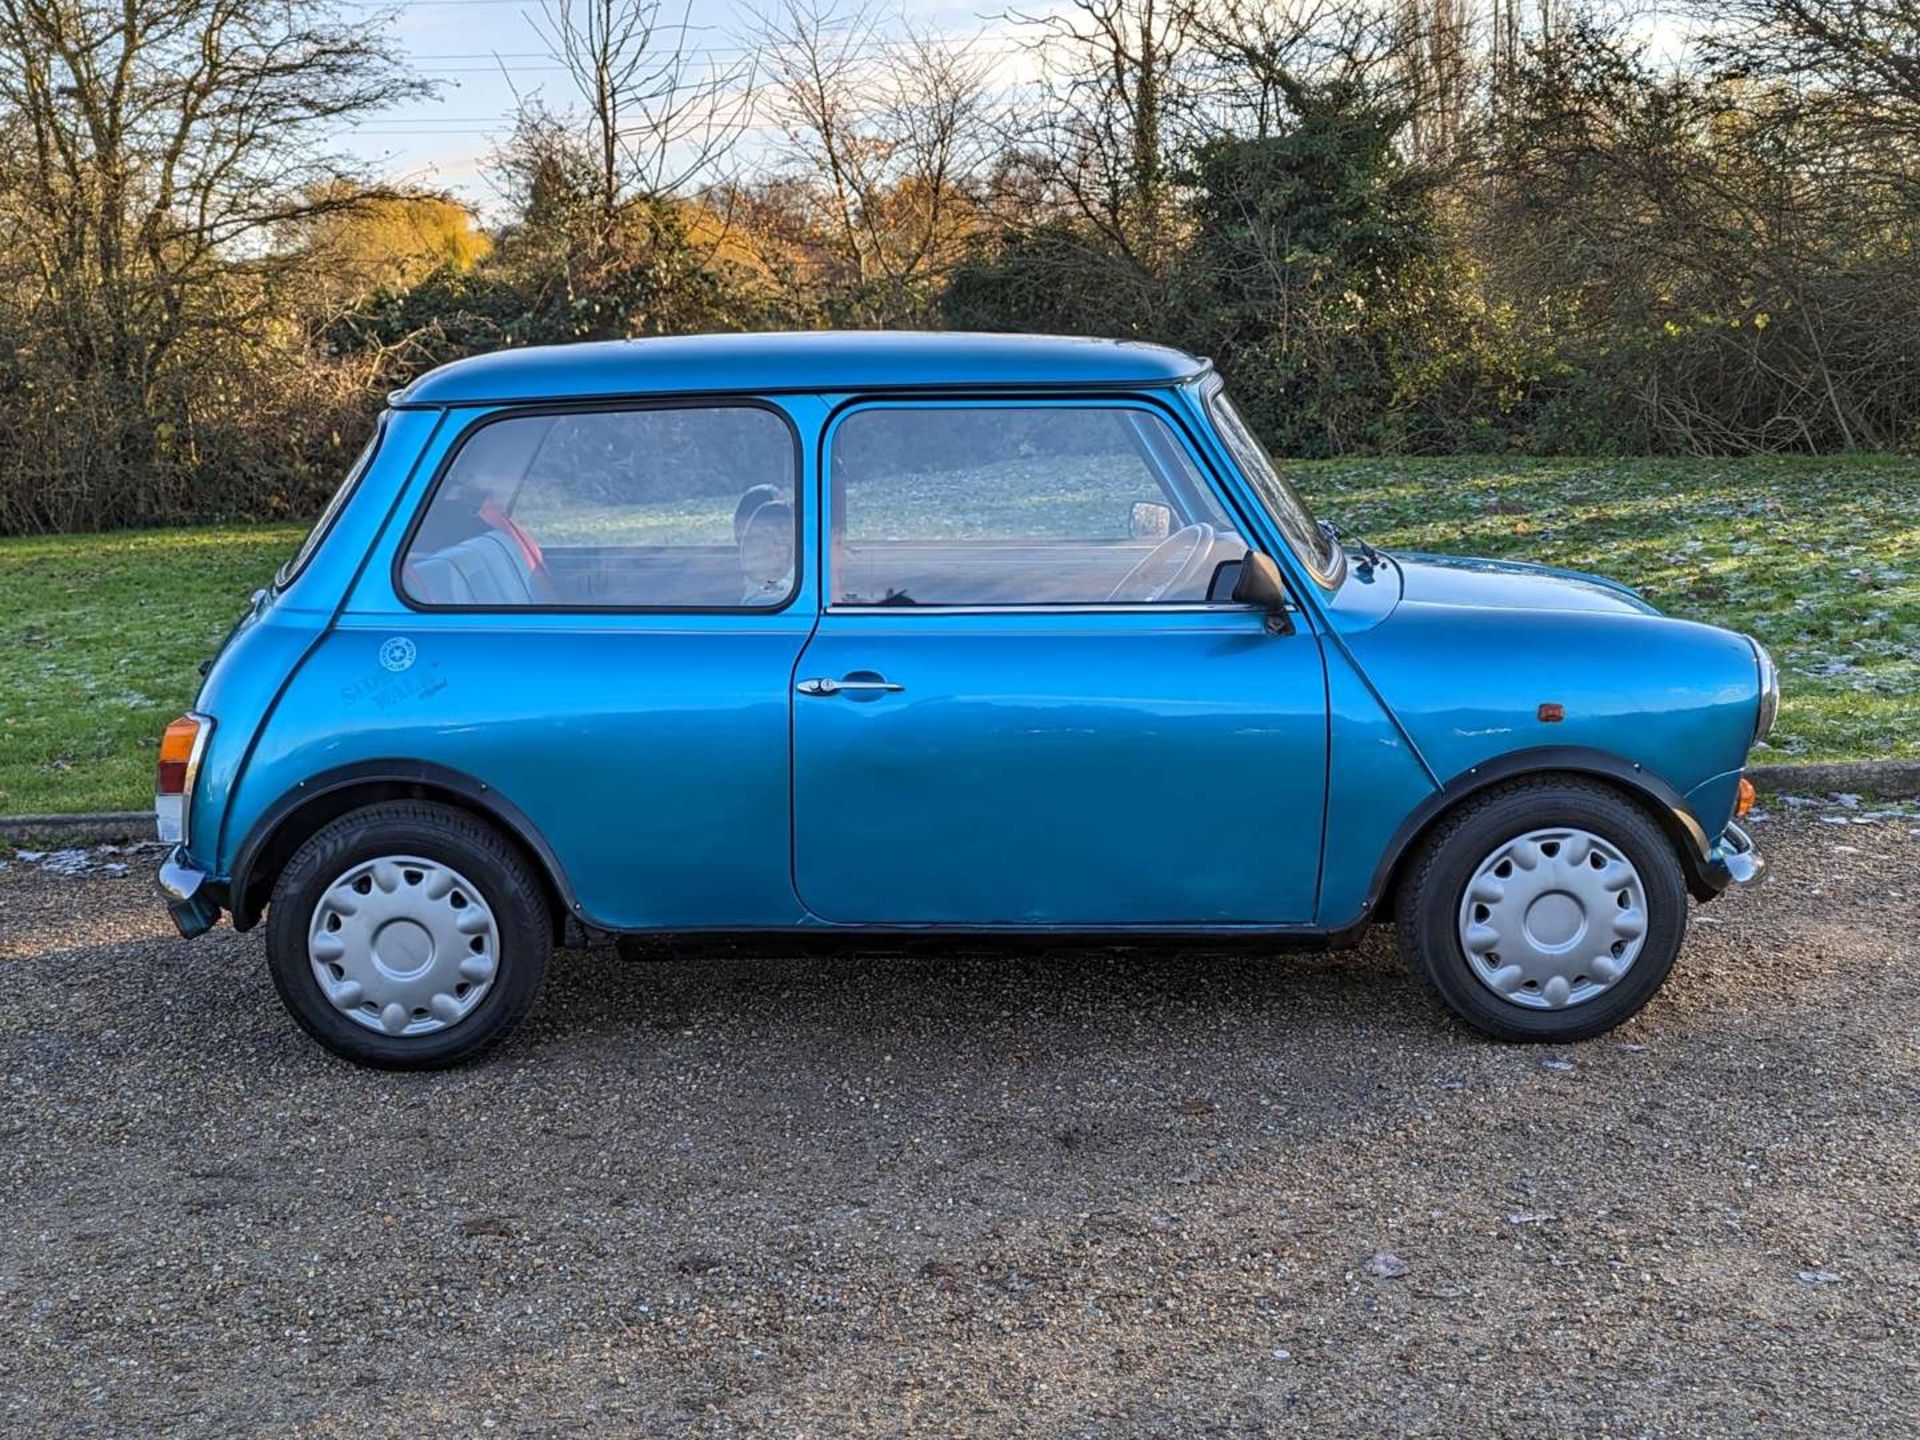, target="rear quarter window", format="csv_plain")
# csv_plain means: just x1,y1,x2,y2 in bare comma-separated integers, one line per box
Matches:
399,404,800,610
